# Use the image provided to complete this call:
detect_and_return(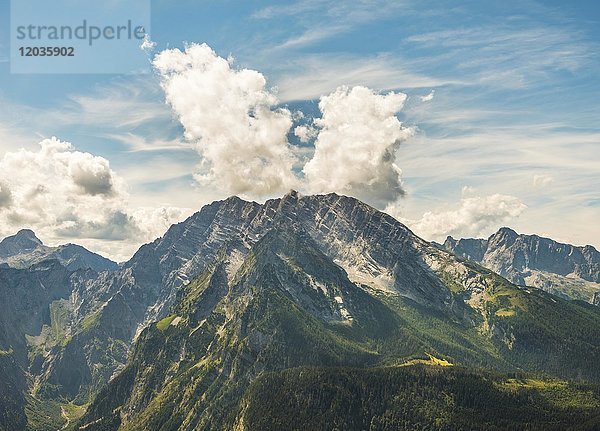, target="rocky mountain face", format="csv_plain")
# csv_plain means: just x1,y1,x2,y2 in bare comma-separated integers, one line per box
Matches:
0,229,117,272
62,192,600,430
441,227,600,303
39,191,465,403
0,231,116,430
2,192,600,431
0,261,100,430
0,229,42,256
